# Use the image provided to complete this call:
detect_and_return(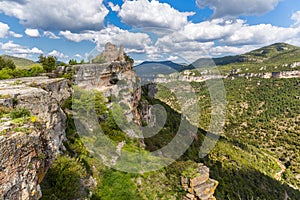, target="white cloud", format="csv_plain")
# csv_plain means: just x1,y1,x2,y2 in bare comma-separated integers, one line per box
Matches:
0,41,43,56
178,19,244,42
44,31,60,39
291,11,300,27
0,22,9,38
118,0,194,30
75,54,82,58
48,50,68,59
108,2,120,12
25,28,40,38
9,31,23,38
145,17,300,61
197,0,281,18
60,26,152,51
167,55,179,61
0,0,109,31
221,23,300,46
0,22,23,38
209,45,257,56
